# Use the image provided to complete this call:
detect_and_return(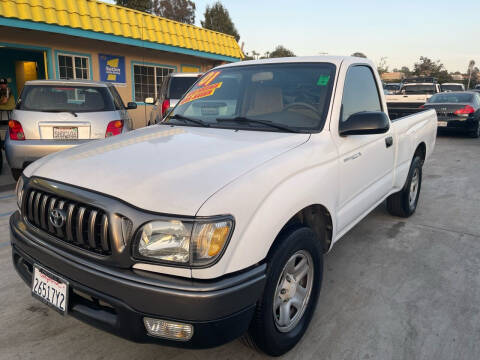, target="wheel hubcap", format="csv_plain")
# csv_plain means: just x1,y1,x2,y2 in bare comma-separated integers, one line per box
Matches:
409,168,419,208
273,250,314,333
